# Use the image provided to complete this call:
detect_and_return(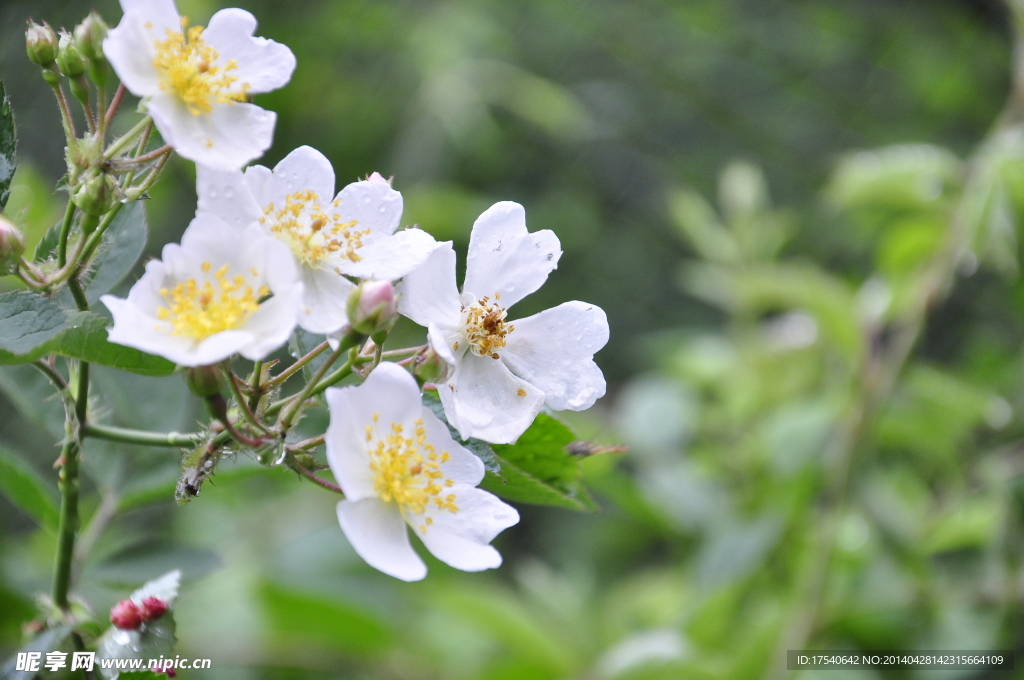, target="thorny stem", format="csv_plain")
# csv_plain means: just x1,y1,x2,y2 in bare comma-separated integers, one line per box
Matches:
223,364,267,433
52,353,88,610
31,360,68,393
286,453,343,495
248,360,264,413
277,343,349,430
